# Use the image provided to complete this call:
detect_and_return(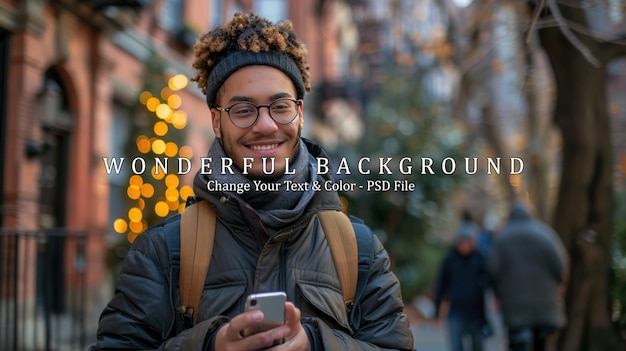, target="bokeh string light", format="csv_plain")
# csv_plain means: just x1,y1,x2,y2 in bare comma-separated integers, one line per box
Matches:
113,73,194,242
